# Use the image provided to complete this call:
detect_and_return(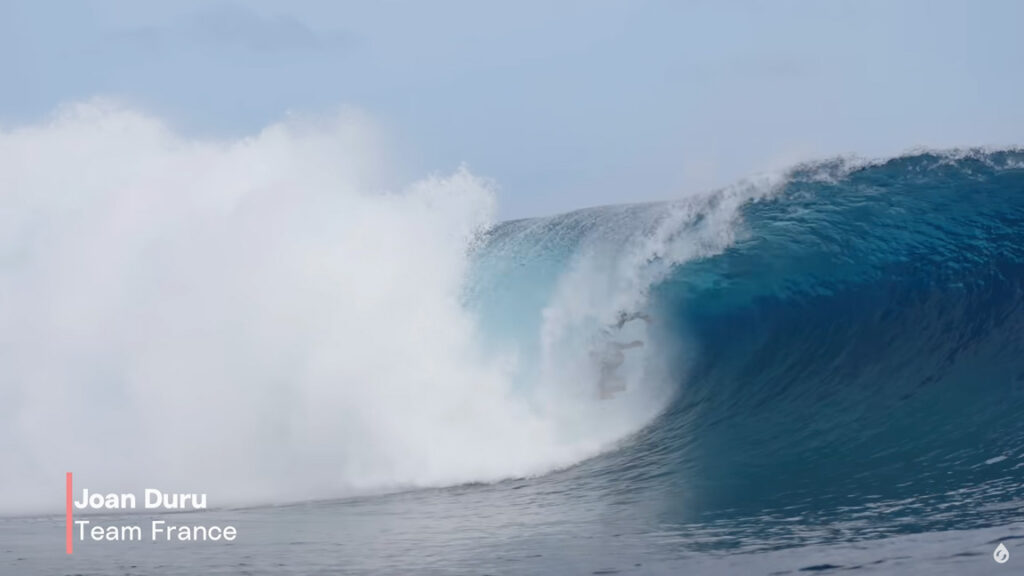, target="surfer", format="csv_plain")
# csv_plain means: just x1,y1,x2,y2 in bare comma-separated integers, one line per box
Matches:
593,340,644,399
591,309,651,398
